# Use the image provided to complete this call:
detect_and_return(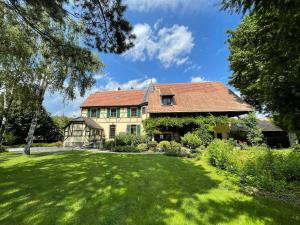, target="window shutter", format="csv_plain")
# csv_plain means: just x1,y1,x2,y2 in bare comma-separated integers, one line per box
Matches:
106,108,110,118
137,107,141,117
88,109,91,118
127,125,131,134
96,108,100,118
117,108,120,118
137,125,141,135
127,108,131,118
